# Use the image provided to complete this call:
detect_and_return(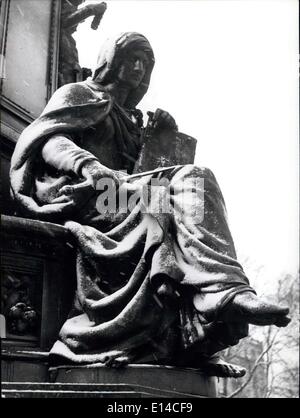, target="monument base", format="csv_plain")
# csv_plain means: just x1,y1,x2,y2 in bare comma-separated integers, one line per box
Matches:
2,349,218,398
49,363,218,398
